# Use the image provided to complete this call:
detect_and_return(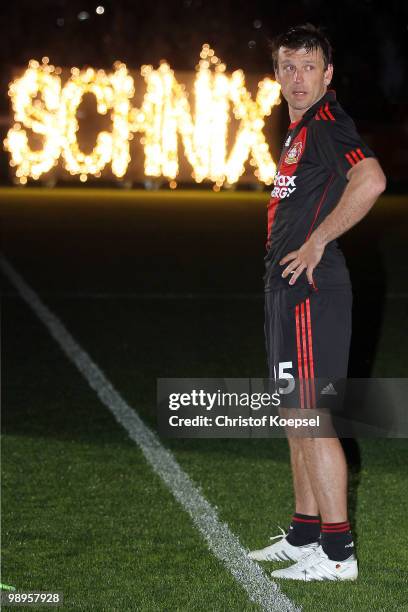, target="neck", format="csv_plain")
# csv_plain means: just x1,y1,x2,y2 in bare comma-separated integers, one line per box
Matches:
288,87,328,123
289,109,304,123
